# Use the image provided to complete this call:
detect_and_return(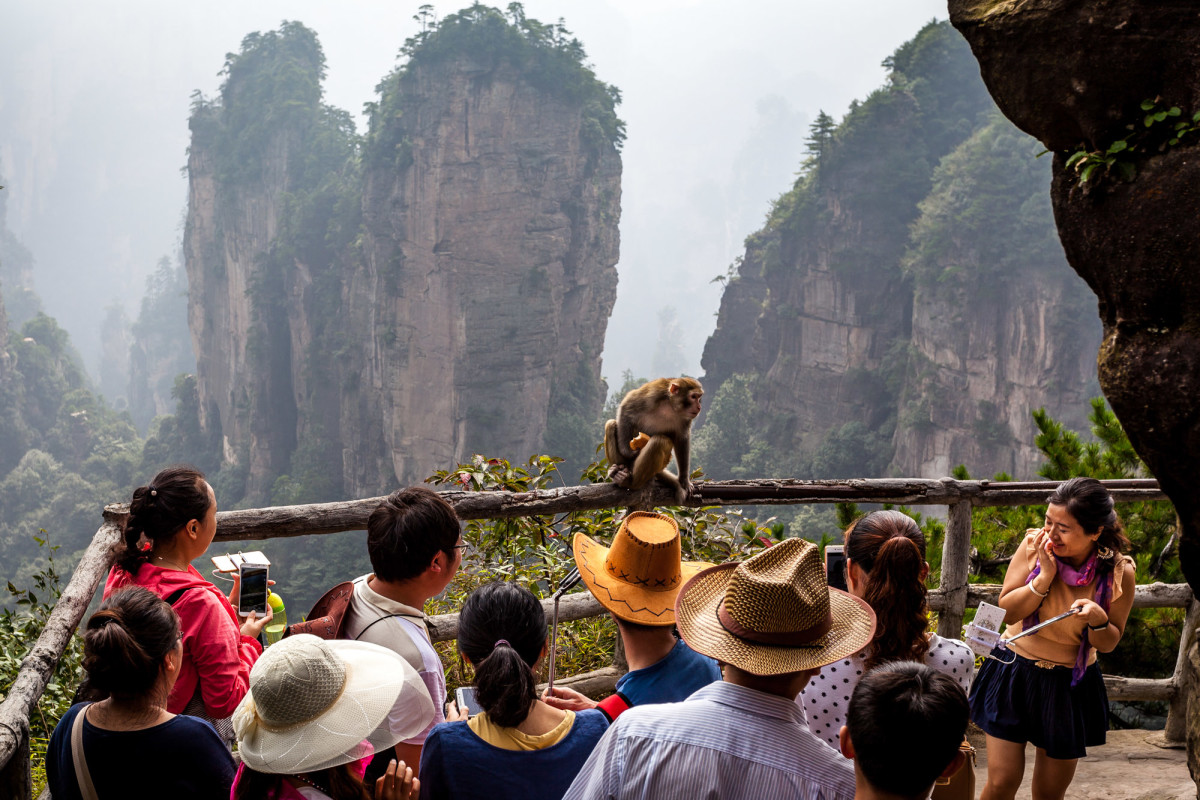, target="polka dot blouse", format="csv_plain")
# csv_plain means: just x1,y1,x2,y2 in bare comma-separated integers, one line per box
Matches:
798,633,975,749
